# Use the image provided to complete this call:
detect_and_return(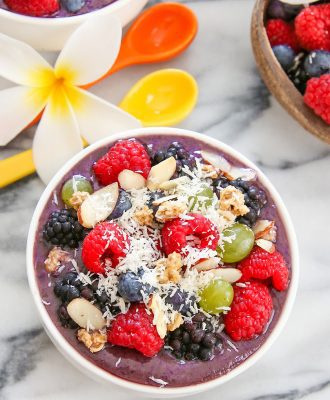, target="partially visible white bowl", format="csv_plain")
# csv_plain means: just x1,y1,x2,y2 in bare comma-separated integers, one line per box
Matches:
0,0,148,51
26,127,299,397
